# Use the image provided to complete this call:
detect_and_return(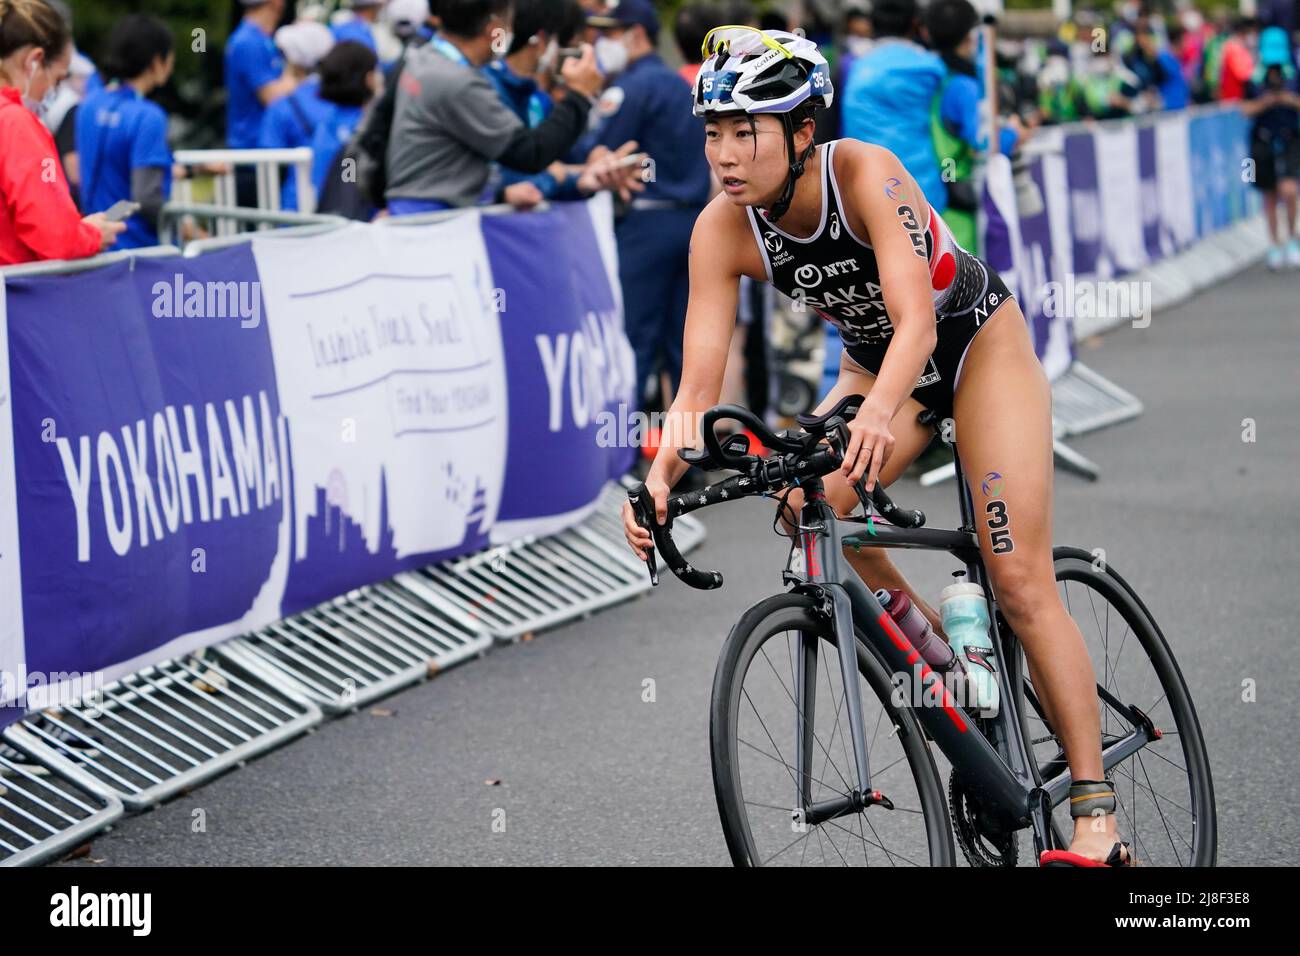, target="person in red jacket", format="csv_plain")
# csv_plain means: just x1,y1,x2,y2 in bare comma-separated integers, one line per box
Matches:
0,0,122,266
